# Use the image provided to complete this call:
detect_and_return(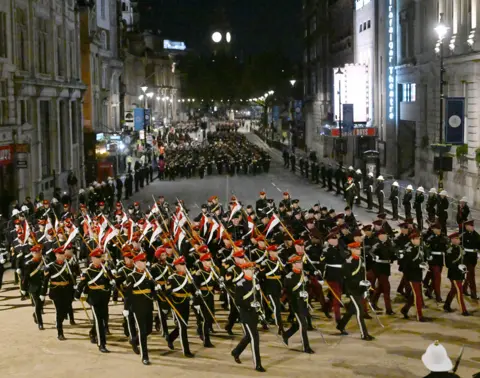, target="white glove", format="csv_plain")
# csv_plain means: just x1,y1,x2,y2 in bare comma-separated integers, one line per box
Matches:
146,262,151,267
299,291,308,298
39,295,45,302
110,280,116,287
73,285,78,290
195,290,202,296
255,284,261,290
194,305,201,312
0,258,5,264
111,269,117,275
219,276,225,282
363,291,368,299
360,280,371,288
122,310,129,317
314,270,321,276
318,280,325,286
16,269,21,275
155,284,162,291
20,290,26,296
219,282,226,289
